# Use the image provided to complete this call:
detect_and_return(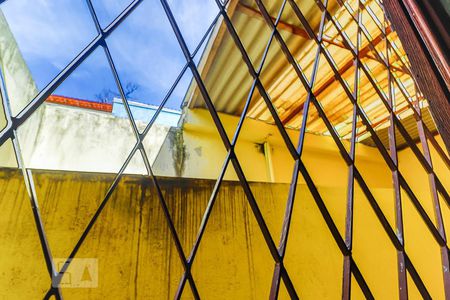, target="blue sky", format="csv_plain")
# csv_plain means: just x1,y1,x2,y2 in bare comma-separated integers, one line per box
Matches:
1,0,218,109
